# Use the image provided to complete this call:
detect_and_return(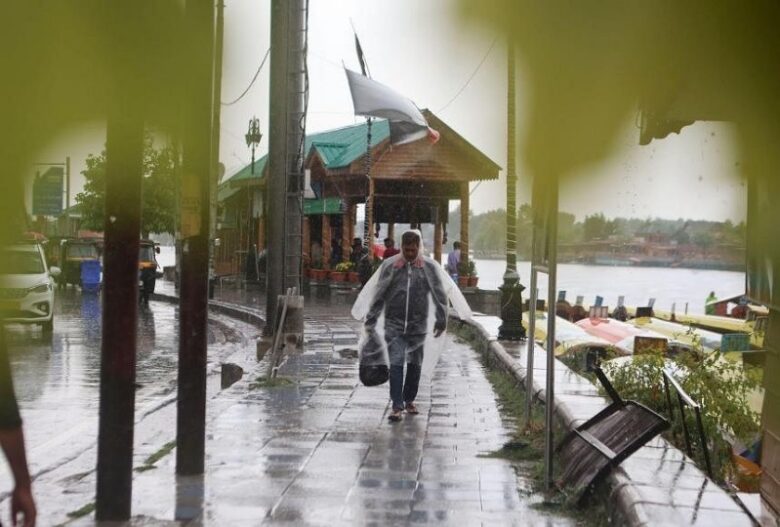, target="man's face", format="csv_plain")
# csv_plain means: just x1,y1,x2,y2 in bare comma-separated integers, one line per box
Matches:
402,242,419,261
384,240,393,249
